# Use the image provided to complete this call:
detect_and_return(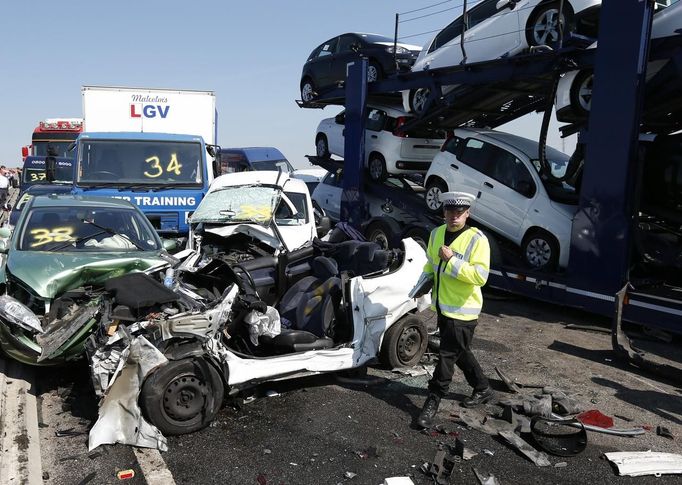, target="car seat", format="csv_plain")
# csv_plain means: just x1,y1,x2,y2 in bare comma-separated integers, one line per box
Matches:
261,256,340,354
